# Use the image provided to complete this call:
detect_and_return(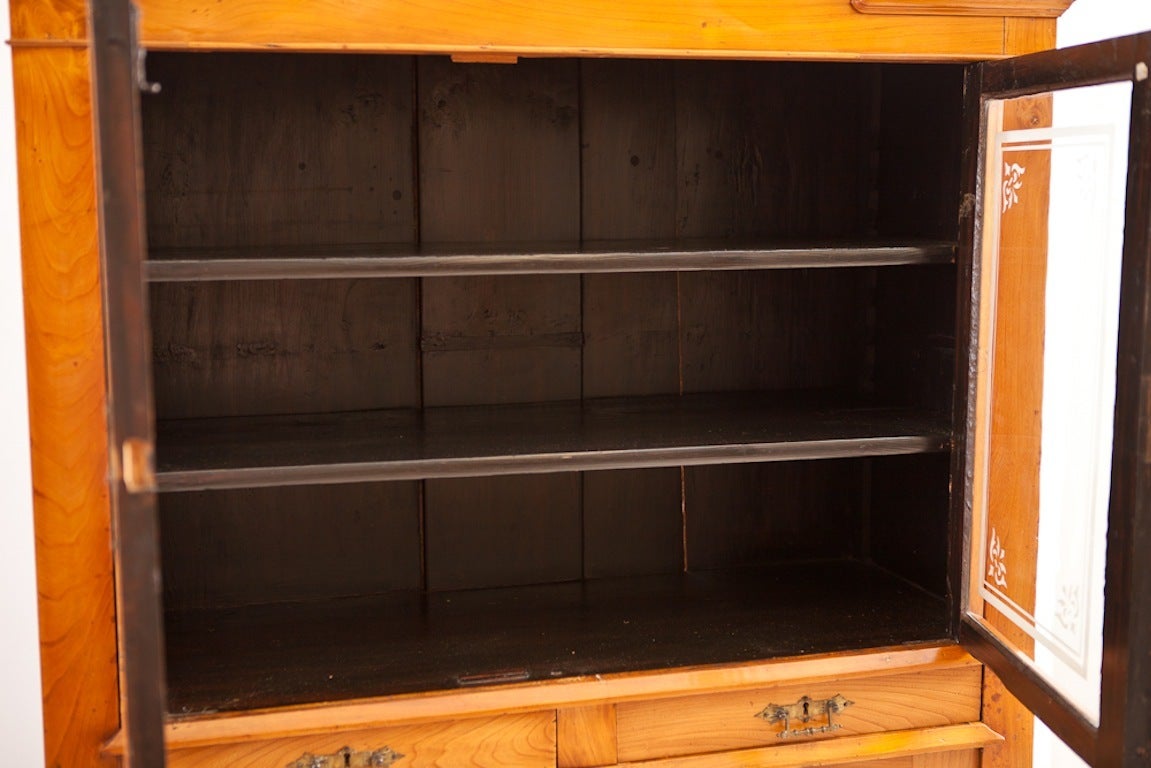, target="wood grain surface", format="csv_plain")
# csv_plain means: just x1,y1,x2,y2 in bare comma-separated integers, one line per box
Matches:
153,395,951,490
9,0,87,41
128,0,1009,60
617,664,981,761
166,712,556,768
112,645,974,752
558,704,618,768
615,723,1000,767
159,563,950,715
976,91,1053,768
12,46,120,768
851,0,1070,17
